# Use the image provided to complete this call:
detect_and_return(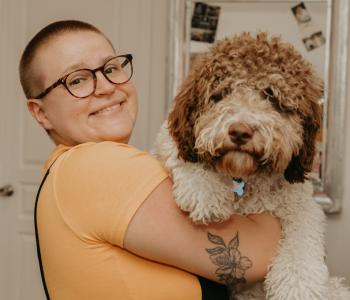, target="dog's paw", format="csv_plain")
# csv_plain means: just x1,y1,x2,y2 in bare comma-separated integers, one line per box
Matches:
172,177,235,224
171,162,236,224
